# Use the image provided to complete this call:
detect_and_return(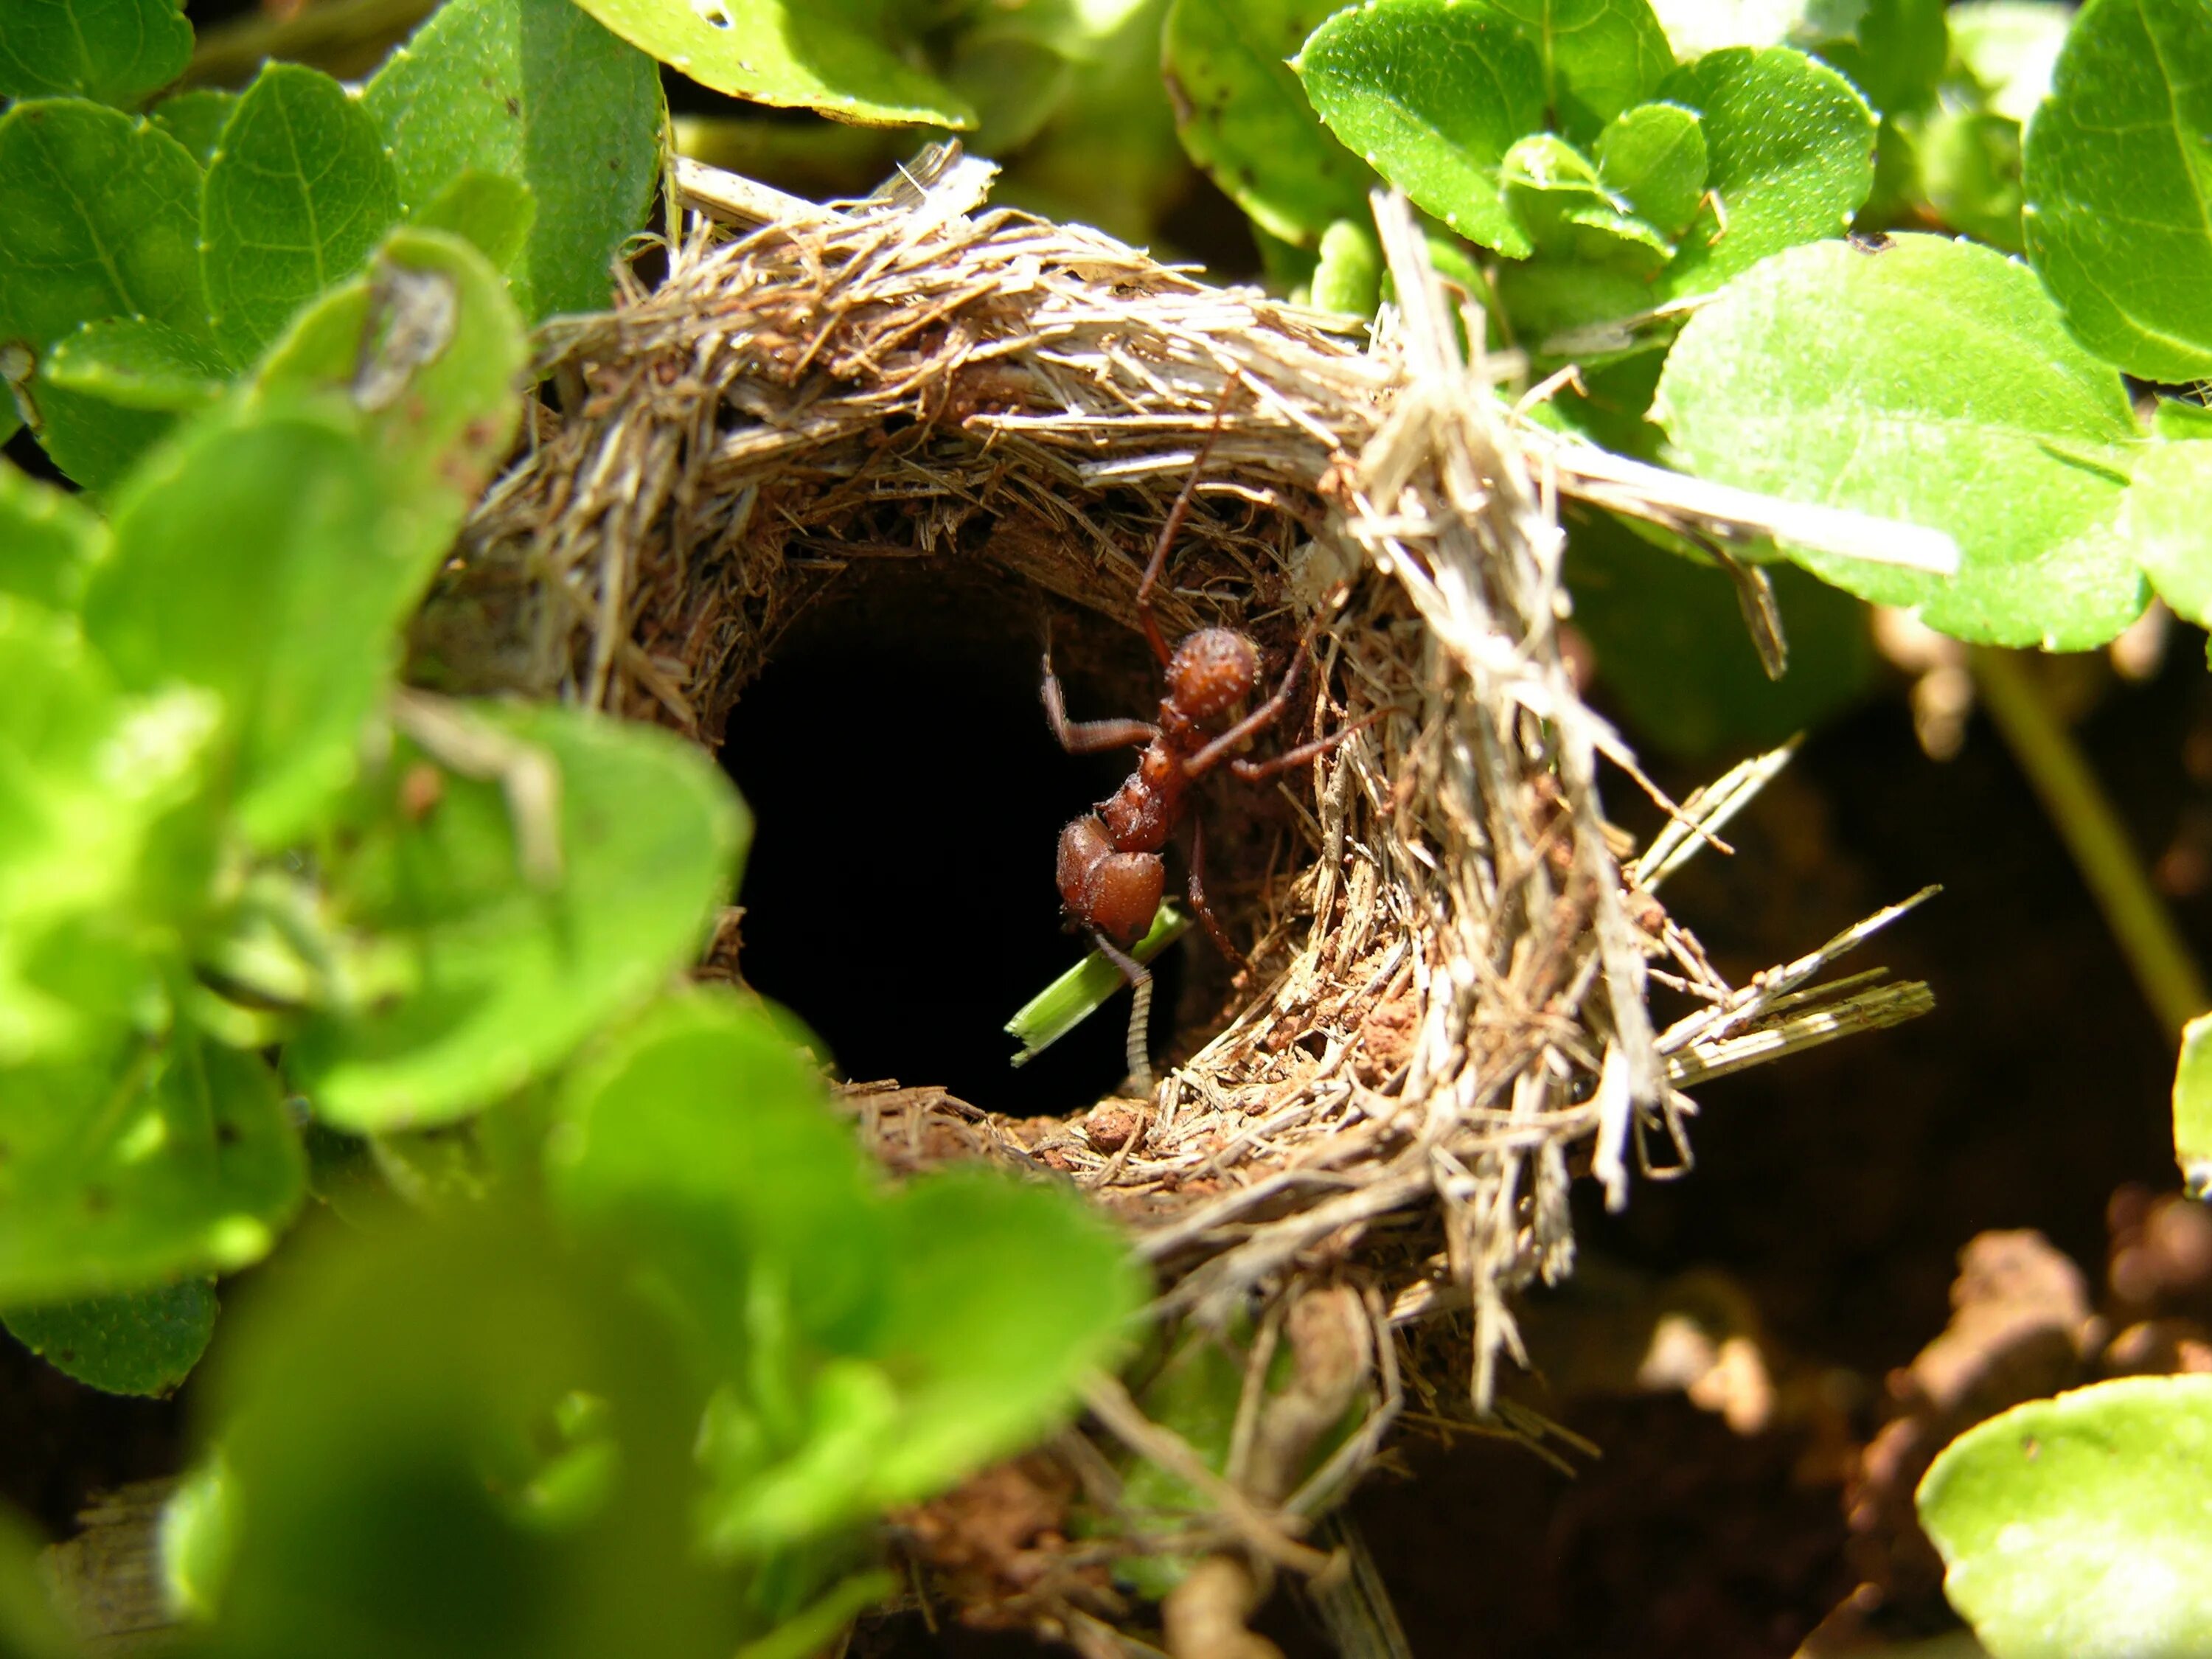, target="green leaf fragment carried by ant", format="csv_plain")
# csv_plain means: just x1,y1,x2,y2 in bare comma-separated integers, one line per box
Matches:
1006,903,1191,1066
